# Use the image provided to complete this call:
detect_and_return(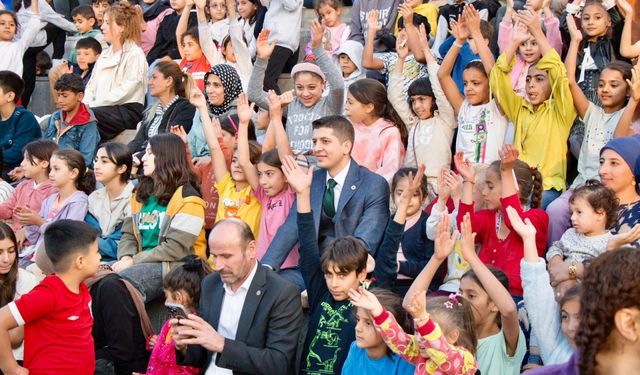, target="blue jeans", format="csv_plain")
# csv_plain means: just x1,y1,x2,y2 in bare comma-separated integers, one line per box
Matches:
278,267,305,293
119,263,164,303
541,189,562,210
